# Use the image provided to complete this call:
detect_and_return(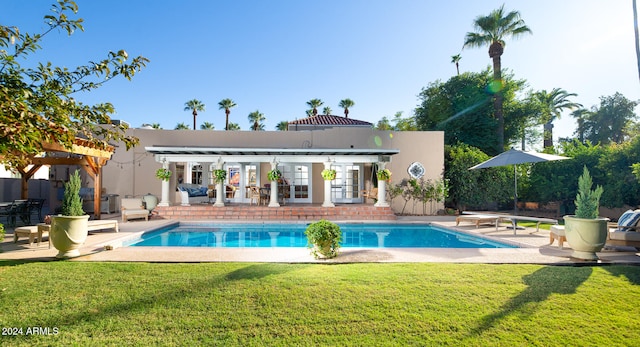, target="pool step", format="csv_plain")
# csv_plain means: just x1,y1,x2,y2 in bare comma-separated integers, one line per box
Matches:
153,204,396,221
